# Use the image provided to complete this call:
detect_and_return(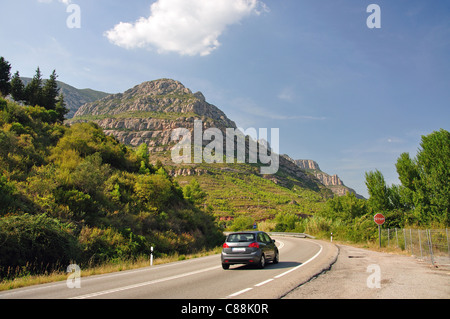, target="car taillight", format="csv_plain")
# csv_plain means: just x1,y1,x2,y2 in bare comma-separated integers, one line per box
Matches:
223,243,230,248
248,242,259,248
